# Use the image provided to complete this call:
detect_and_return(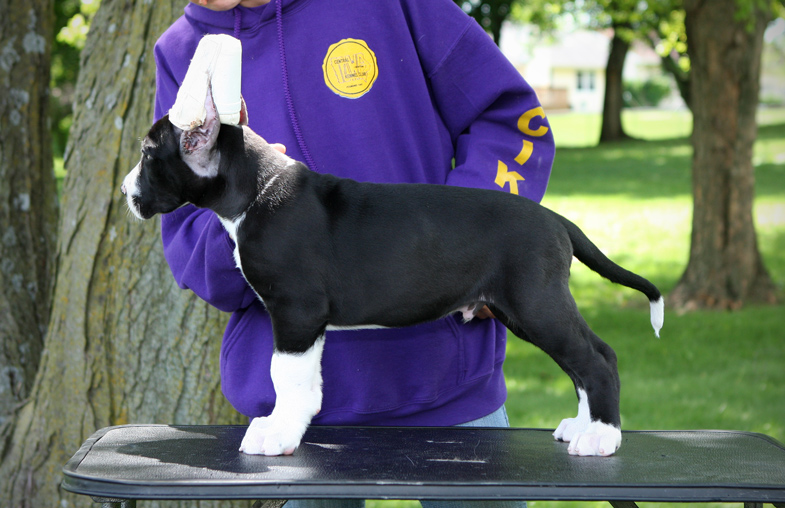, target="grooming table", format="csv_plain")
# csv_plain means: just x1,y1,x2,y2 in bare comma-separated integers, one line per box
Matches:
62,425,785,507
